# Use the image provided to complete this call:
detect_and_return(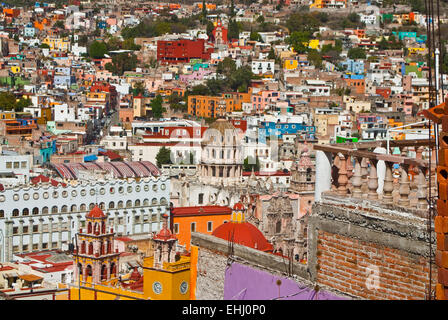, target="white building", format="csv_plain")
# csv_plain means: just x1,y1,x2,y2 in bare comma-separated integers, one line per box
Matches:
251,60,275,75
0,176,170,262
